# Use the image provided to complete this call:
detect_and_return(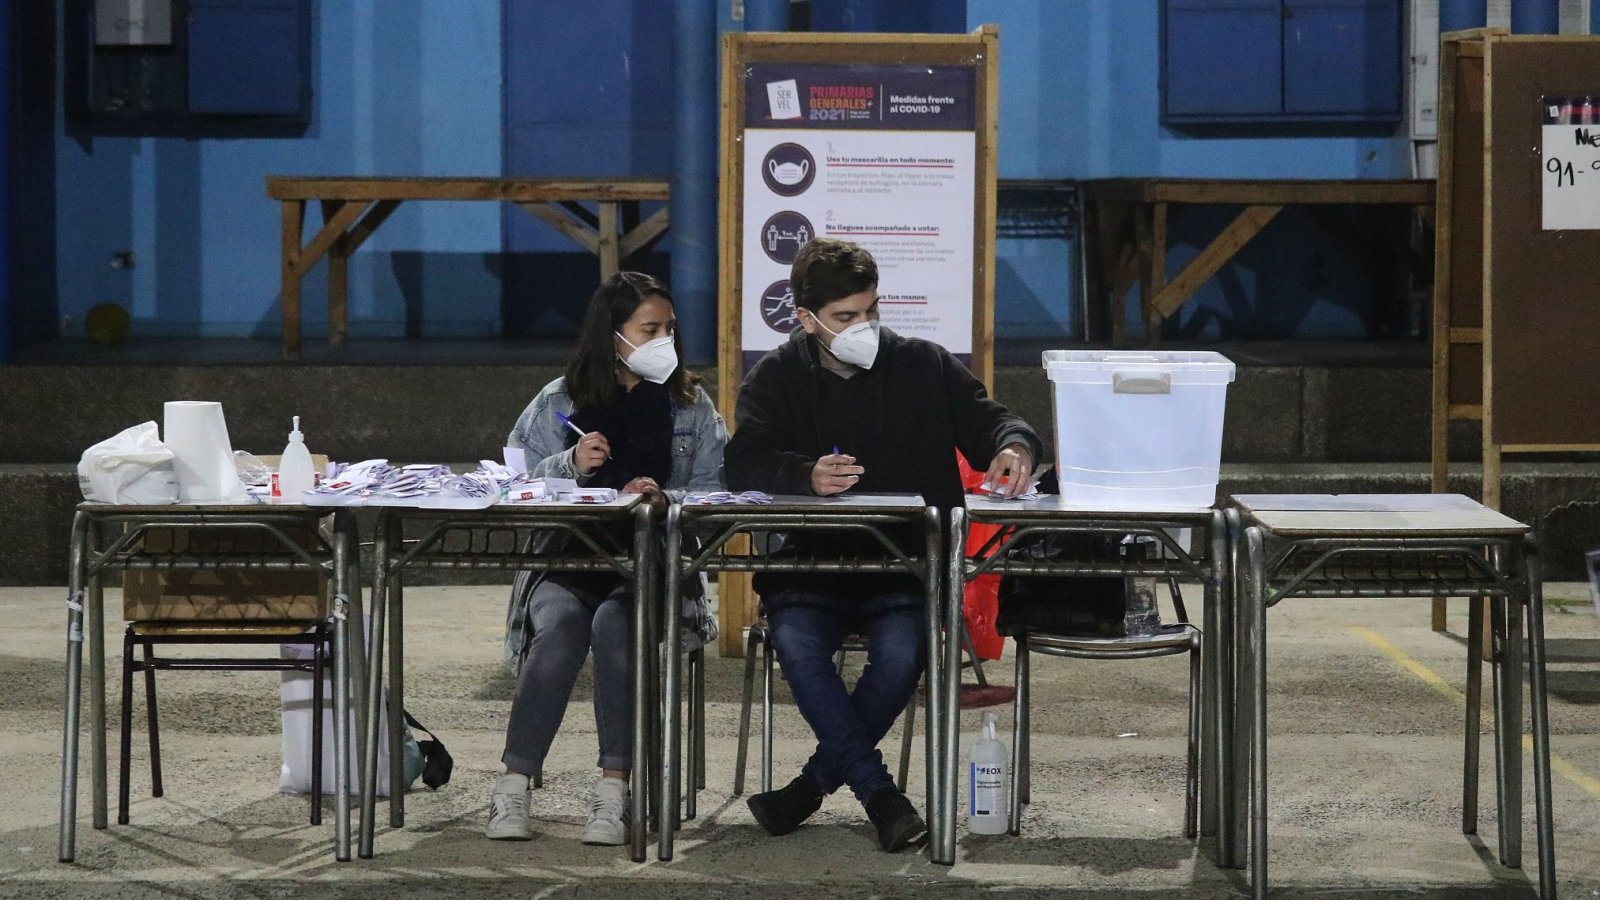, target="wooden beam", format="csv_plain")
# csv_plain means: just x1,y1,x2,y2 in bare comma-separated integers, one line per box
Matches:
516,202,600,254
268,176,670,203
1150,204,1282,319
619,205,670,259
343,199,402,254
597,202,620,279
1448,327,1484,343
1147,201,1168,341
1448,403,1484,419
280,200,305,360
1082,178,1433,207
295,200,370,273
